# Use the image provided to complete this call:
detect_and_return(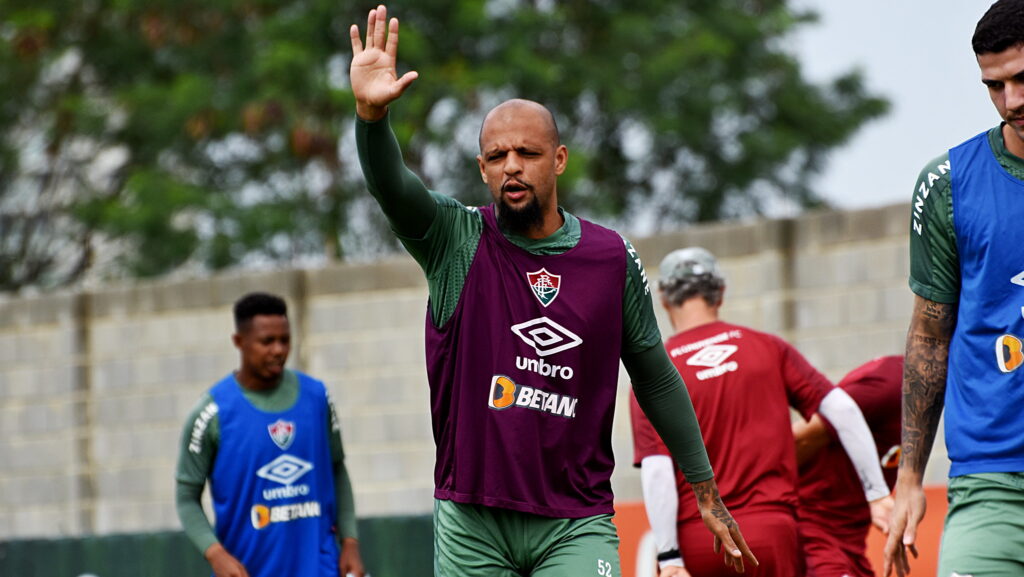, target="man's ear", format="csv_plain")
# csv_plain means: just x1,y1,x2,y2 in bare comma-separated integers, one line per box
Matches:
554,145,568,176
232,332,242,350
477,155,487,183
